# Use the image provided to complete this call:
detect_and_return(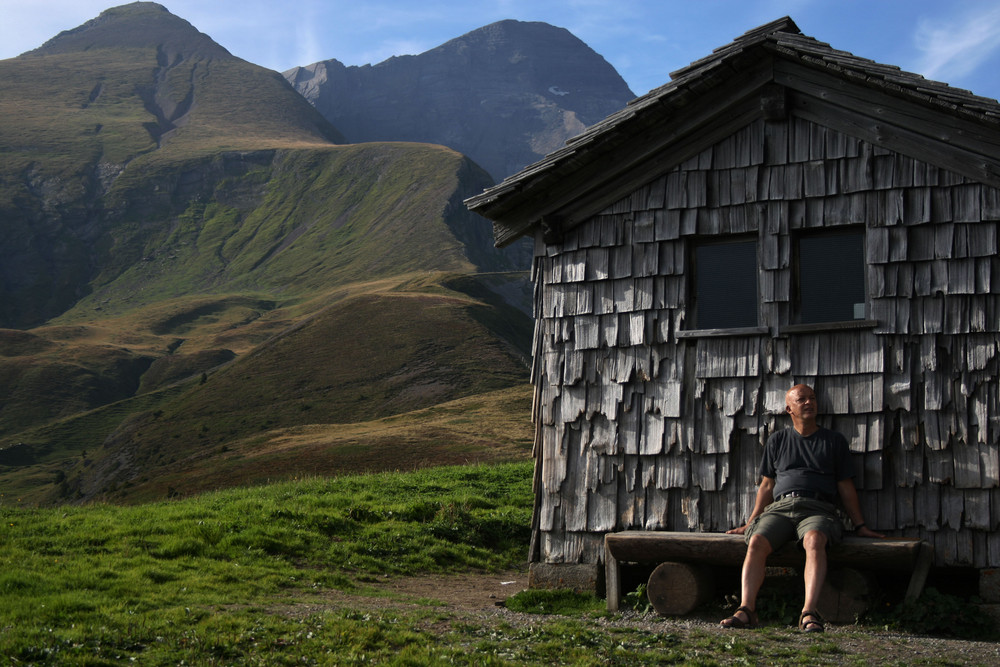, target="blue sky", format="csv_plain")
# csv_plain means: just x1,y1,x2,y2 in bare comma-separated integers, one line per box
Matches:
2,0,999,99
